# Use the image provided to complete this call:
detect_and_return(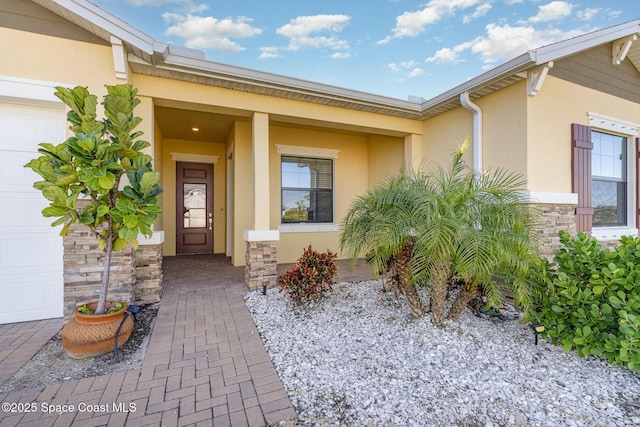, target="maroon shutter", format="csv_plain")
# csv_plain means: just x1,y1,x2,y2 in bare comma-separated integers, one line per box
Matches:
571,124,594,232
